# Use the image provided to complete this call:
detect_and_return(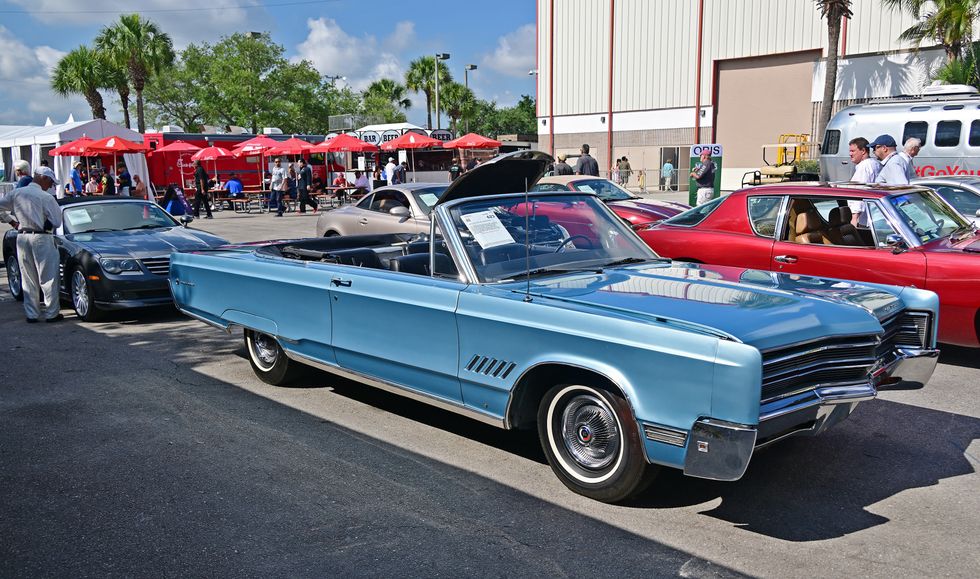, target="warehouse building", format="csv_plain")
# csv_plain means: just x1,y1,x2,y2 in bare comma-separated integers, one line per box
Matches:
534,0,945,190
